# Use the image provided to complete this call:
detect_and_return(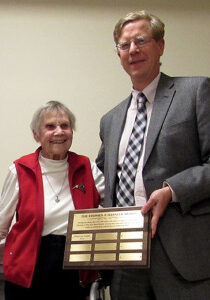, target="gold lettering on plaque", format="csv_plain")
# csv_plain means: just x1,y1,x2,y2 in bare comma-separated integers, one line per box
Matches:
96,232,117,240
70,244,91,252
71,233,93,241
119,253,142,261
120,231,143,240
73,210,143,231
120,242,143,250
94,253,116,261
95,243,117,251
69,254,91,262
